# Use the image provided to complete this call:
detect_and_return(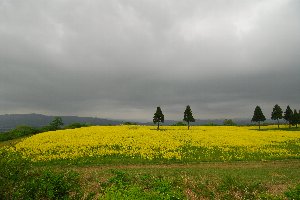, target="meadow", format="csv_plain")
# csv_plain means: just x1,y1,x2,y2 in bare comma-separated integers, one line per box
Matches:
12,125,300,163
1,125,300,199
